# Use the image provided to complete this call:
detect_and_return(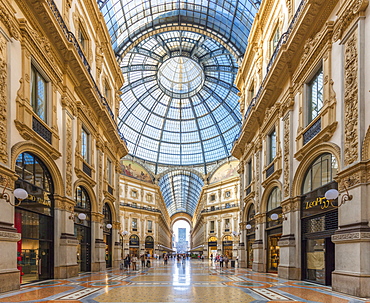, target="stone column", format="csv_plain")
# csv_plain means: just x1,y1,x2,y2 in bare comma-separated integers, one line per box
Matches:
252,213,264,272
278,197,300,280
54,197,79,279
92,213,106,271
